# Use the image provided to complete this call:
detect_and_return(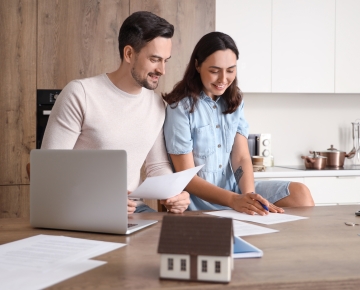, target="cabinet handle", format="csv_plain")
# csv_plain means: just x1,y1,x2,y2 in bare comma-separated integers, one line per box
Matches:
336,176,358,179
